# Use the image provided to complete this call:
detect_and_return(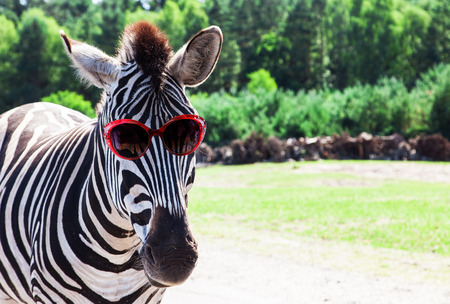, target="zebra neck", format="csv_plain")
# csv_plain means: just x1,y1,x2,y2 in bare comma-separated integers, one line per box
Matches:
76,125,140,260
